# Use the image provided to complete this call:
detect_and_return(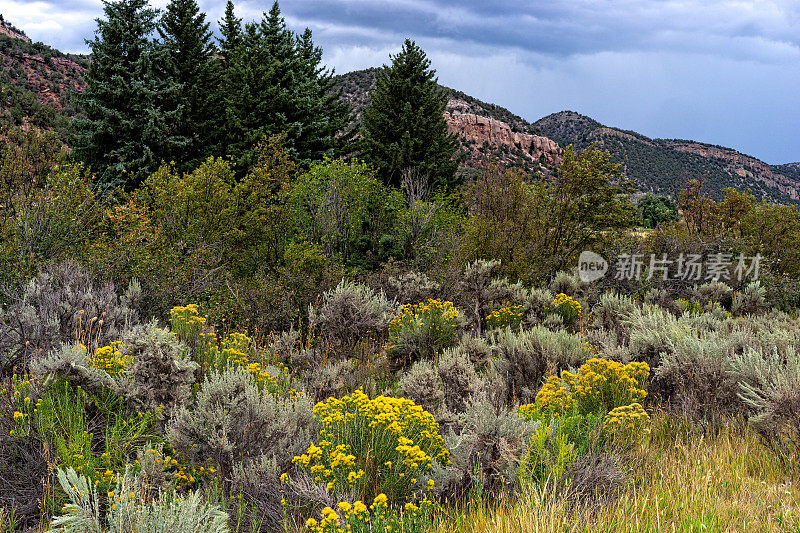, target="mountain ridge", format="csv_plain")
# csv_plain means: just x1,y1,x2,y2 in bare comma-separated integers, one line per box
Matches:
534,110,800,202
